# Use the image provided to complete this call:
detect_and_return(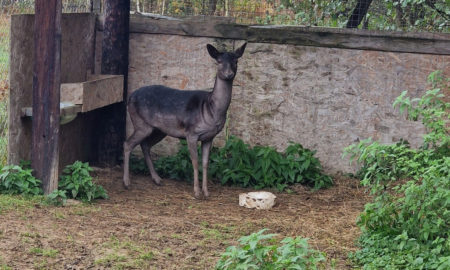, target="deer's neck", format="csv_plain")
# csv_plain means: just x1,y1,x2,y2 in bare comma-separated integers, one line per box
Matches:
208,76,233,117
